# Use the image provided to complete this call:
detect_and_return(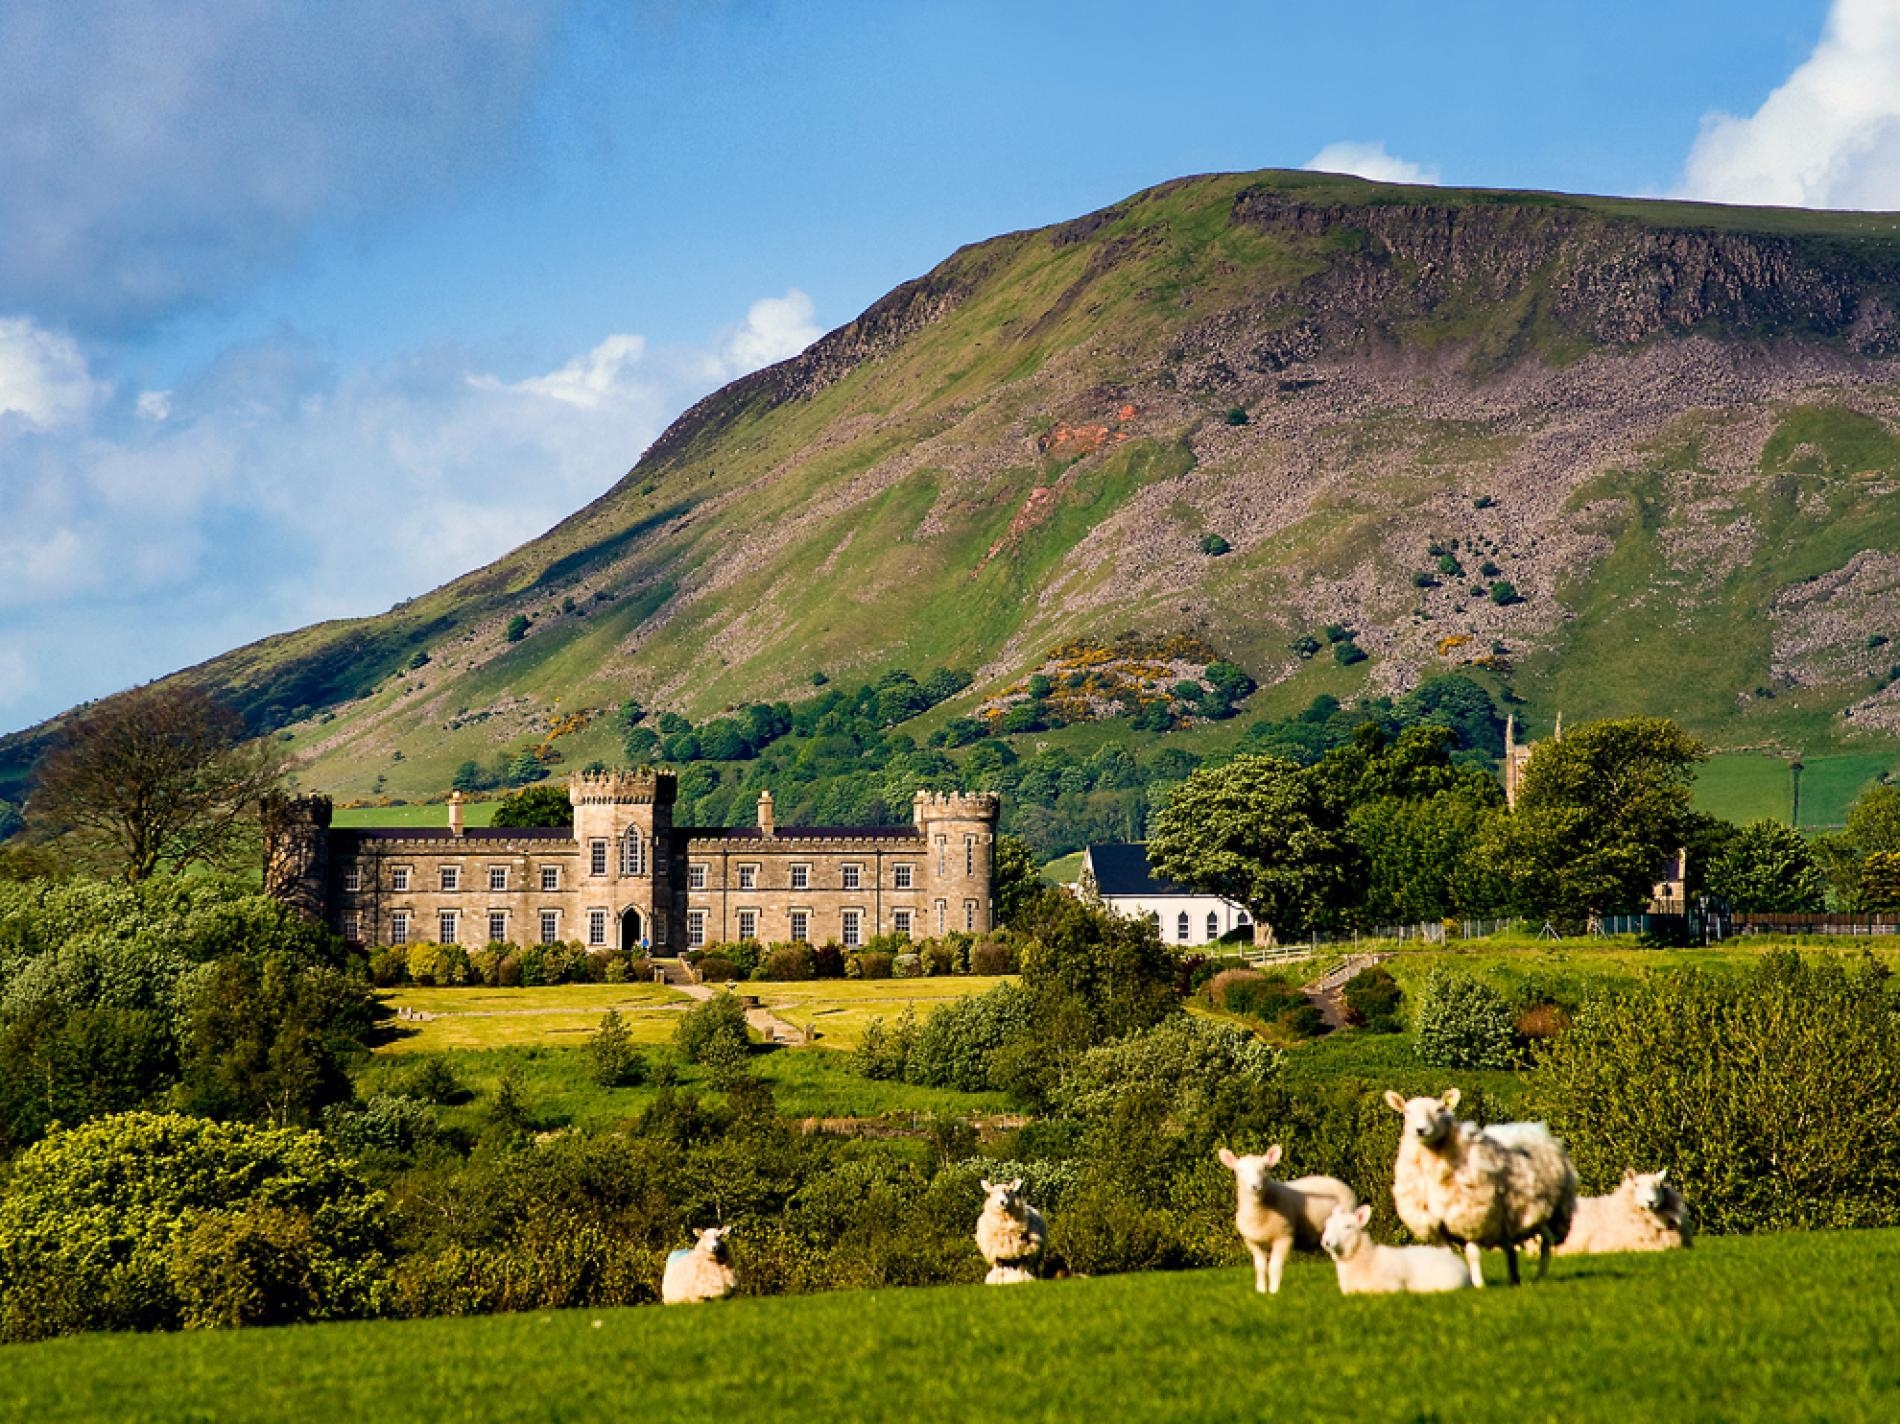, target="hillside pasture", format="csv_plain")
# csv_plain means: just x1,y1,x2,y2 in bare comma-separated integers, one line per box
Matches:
1,1231,1892,1423
373,983,689,1053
